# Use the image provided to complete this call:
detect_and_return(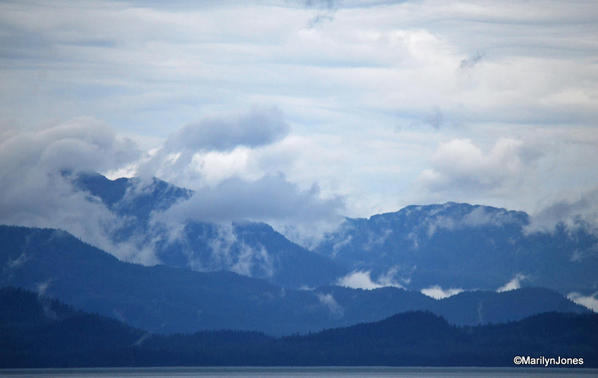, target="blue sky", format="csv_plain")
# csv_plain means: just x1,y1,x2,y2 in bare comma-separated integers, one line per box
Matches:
1,0,598,232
